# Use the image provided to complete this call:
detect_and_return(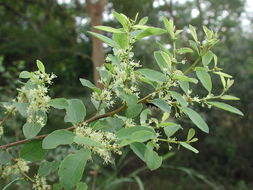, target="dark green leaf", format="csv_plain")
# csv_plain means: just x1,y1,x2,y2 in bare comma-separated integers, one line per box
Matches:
38,161,60,177
0,150,12,165
20,140,47,161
